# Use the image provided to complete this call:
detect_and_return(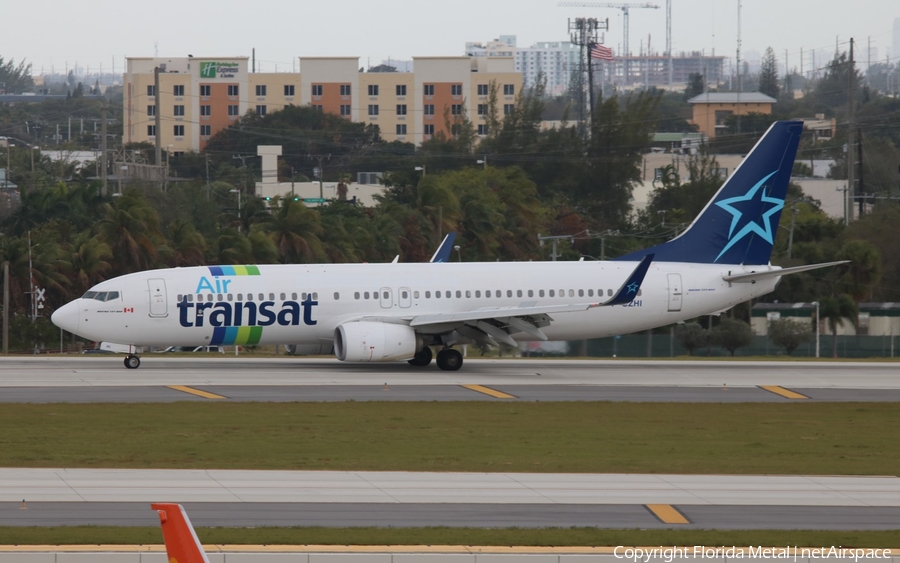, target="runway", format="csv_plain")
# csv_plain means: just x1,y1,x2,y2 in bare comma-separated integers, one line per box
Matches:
1,356,899,387
2,469,900,529
2,357,898,532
